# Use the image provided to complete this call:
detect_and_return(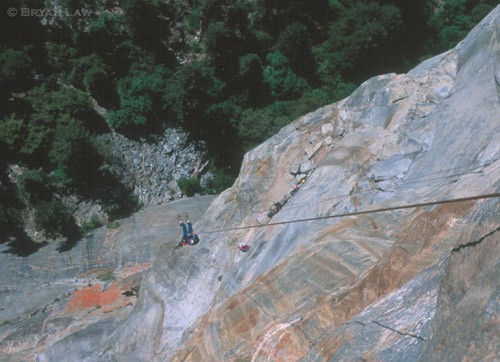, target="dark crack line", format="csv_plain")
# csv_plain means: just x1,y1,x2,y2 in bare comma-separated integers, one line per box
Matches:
243,291,274,321
452,226,500,252
342,320,368,327
372,321,426,341
293,322,316,347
